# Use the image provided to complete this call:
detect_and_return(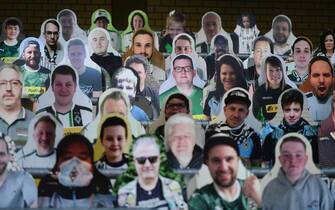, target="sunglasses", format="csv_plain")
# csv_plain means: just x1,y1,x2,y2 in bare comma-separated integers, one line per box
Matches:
135,156,159,165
